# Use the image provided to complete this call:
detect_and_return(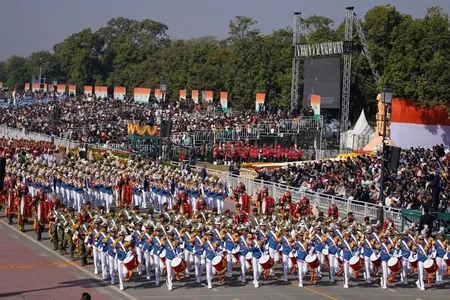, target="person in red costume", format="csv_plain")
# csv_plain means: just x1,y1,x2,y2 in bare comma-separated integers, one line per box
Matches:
239,193,251,215
233,204,248,225
78,208,91,225
180,198,192,218
260,190,275,215
327,203,339,220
